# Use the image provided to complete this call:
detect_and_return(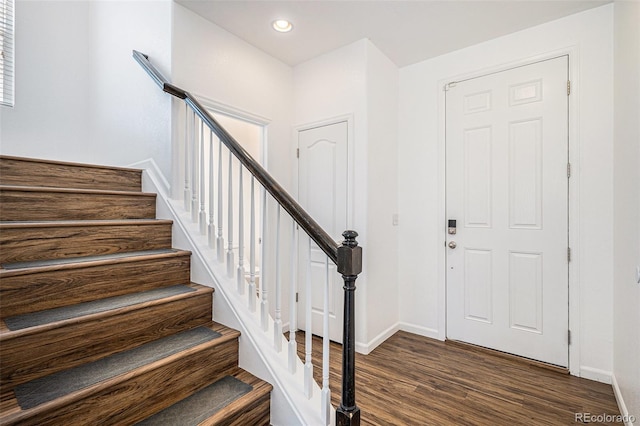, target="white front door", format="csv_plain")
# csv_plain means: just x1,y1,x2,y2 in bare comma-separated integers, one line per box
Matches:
297,121,348,343
445,57,569,367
